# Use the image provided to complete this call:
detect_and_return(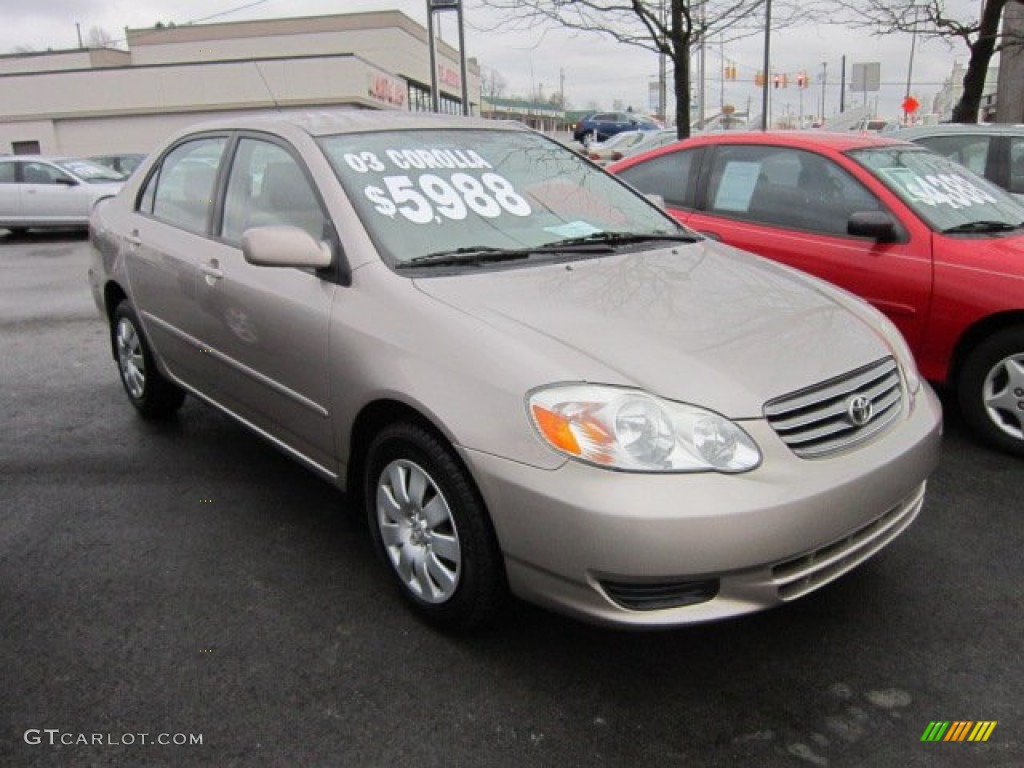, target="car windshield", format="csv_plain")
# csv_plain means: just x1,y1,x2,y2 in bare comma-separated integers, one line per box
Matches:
318,128,685,265
849,145,1024,231
57,158,125,182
